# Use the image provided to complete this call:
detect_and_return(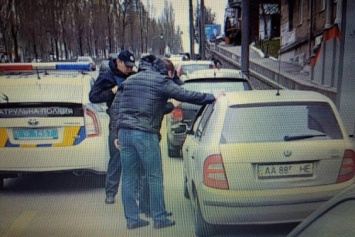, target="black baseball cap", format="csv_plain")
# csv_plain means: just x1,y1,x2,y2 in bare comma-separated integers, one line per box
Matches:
118,50,135,67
